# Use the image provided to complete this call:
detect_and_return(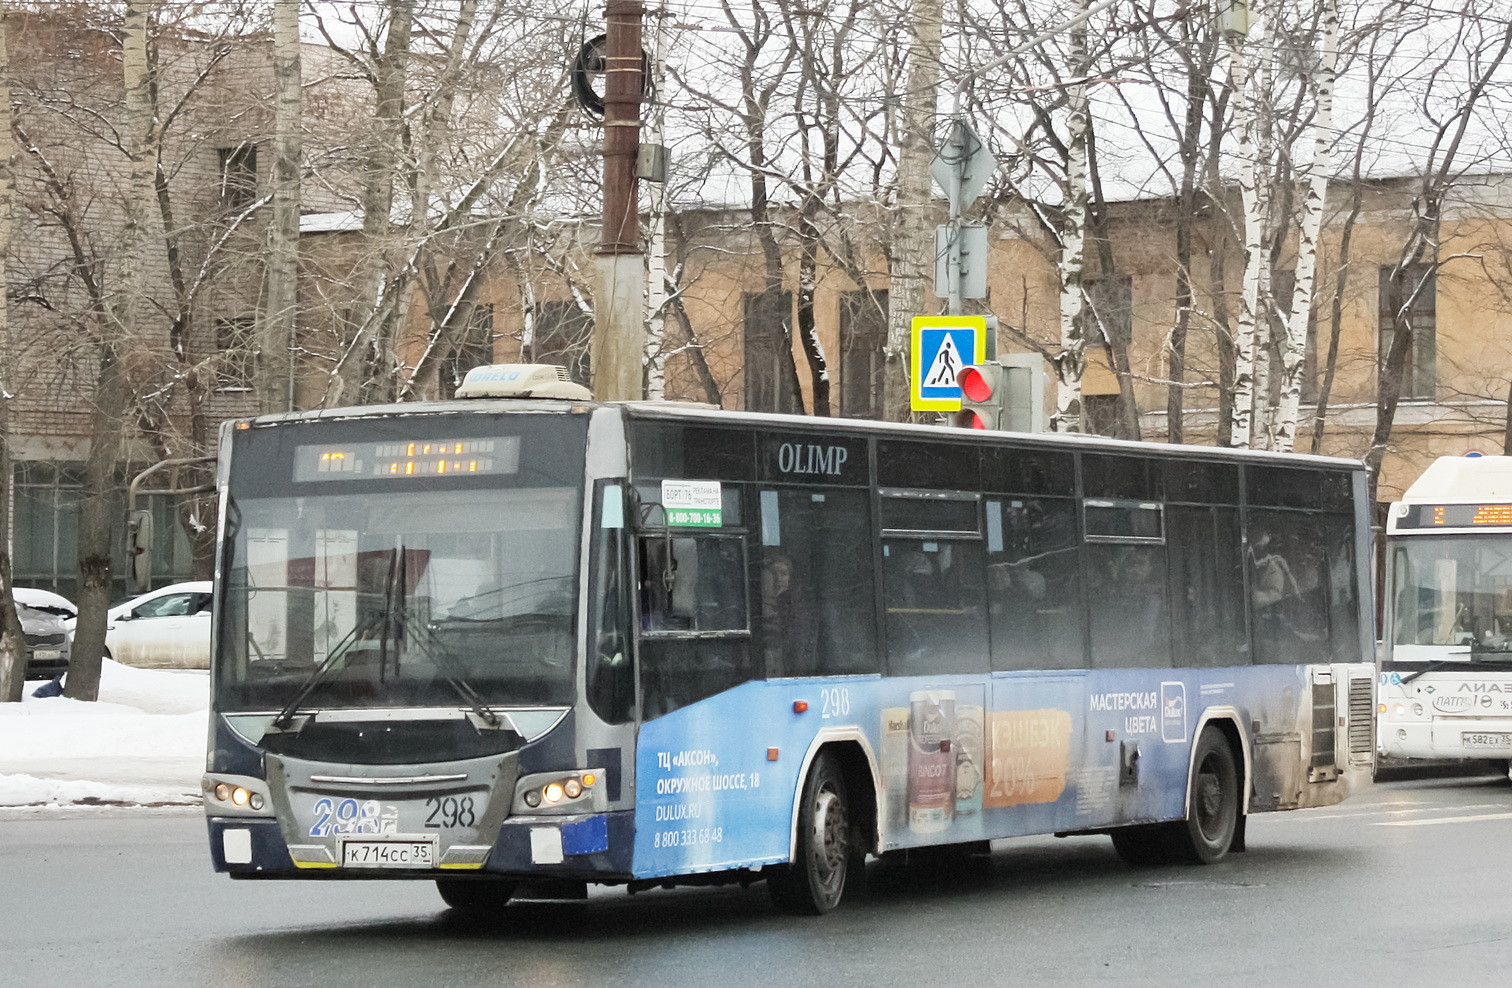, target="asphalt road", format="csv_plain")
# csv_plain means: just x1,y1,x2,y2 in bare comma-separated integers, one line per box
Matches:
4,771,1511,987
